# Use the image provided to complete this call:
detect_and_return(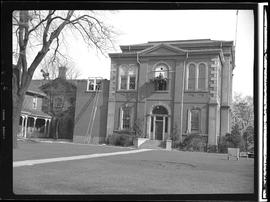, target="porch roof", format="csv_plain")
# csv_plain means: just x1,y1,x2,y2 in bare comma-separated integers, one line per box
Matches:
21,109,52,119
